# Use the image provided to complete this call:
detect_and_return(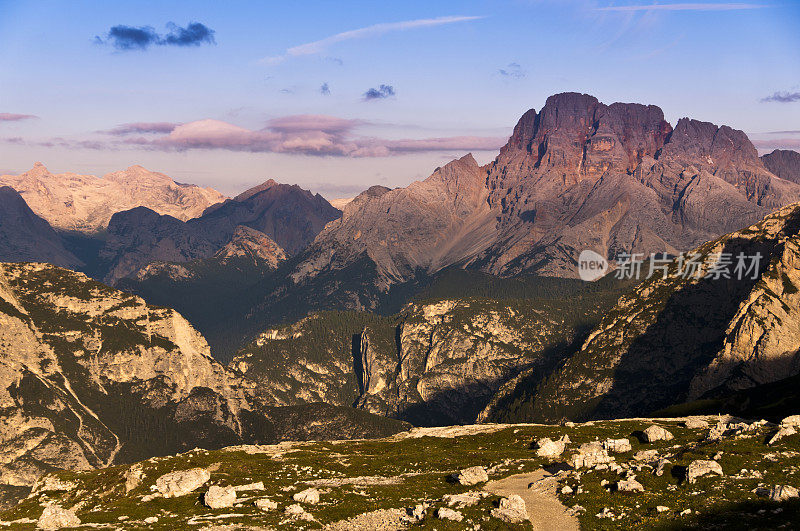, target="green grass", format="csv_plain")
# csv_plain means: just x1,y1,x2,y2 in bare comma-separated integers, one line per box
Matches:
3,419,798,529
